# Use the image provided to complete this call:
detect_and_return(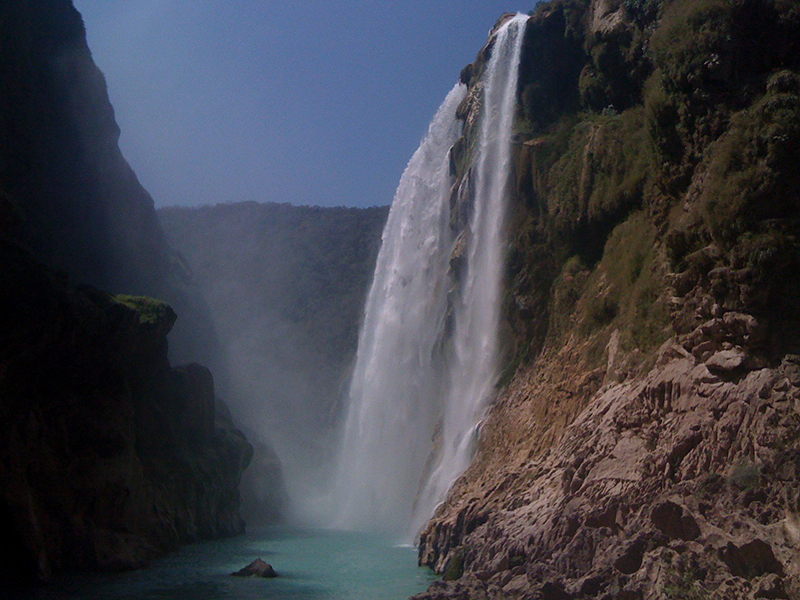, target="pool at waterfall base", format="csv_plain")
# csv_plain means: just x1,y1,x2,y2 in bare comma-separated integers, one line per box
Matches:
12,527,438,600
